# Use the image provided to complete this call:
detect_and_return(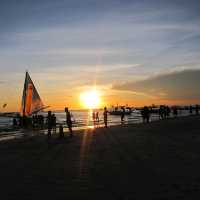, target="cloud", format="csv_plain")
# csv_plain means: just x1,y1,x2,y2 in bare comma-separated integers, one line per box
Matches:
113,69,200,100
